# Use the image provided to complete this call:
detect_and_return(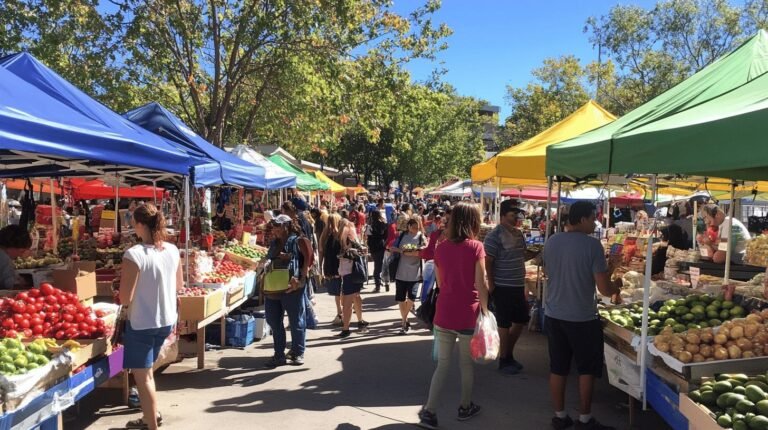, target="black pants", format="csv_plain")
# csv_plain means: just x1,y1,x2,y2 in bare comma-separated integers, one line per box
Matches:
371,249,385,287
